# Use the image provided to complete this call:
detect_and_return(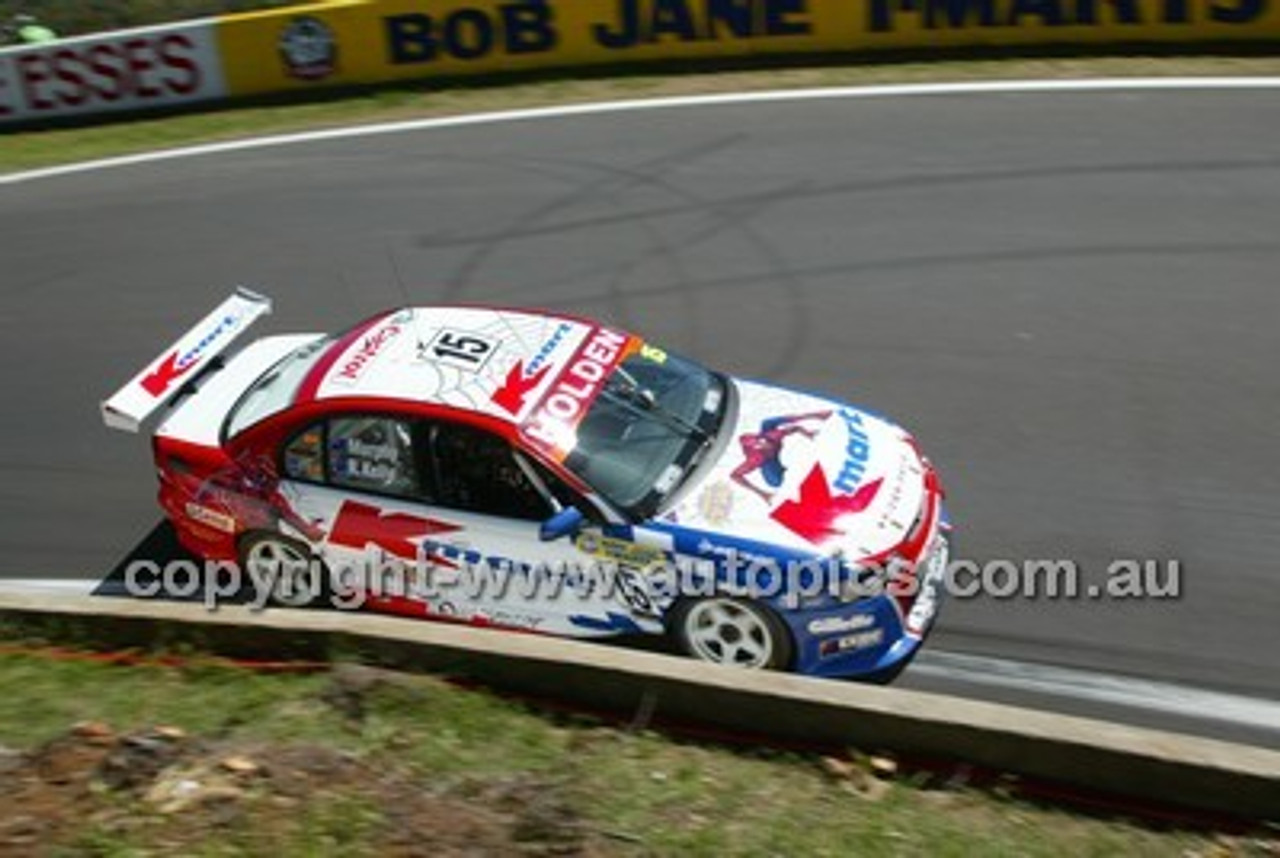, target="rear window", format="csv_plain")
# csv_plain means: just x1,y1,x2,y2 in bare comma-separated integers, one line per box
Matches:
225,336,333,438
